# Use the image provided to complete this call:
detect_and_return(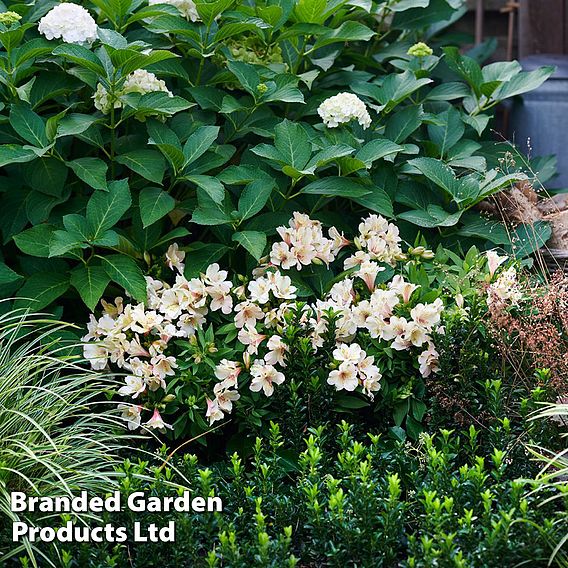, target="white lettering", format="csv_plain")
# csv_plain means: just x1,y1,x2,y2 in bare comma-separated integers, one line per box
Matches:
192,497,205,512
127,492,146,512
10,492,27,512
12,522,28,541
133,522,147,541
